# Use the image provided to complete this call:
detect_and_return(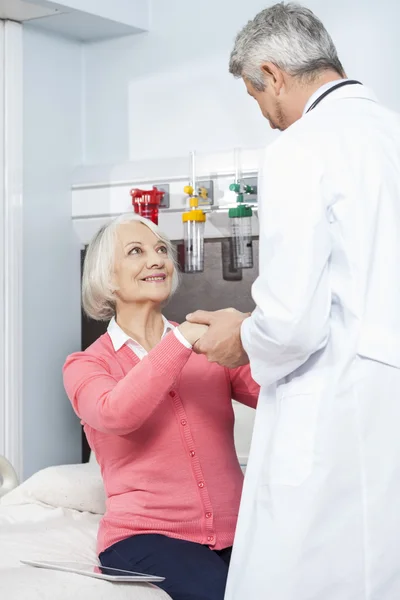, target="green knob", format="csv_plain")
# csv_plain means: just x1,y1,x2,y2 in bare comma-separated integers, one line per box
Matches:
229,183,240,193
243,185,255,194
